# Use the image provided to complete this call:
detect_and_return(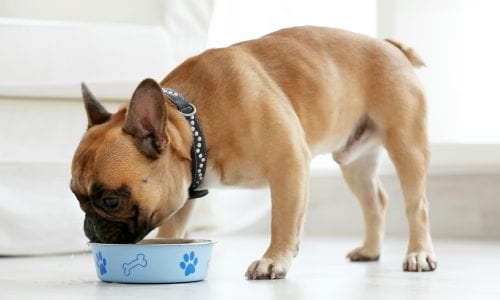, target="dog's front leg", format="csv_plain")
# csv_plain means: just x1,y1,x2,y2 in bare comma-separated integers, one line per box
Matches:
246,151,310,280
157,200,195,238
